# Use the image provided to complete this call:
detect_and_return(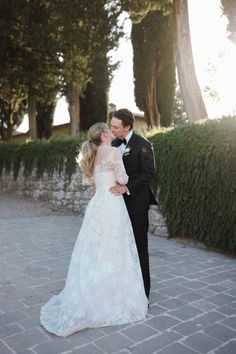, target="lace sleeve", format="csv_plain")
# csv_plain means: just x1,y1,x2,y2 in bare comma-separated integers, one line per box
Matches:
112,148,129,185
